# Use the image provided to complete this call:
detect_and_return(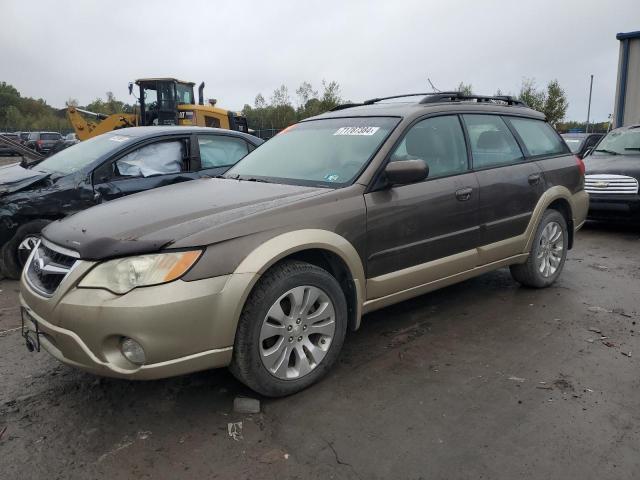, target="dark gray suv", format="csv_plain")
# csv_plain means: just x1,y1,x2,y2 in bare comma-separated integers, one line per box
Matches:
25,131,63,154
20,93,588,397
